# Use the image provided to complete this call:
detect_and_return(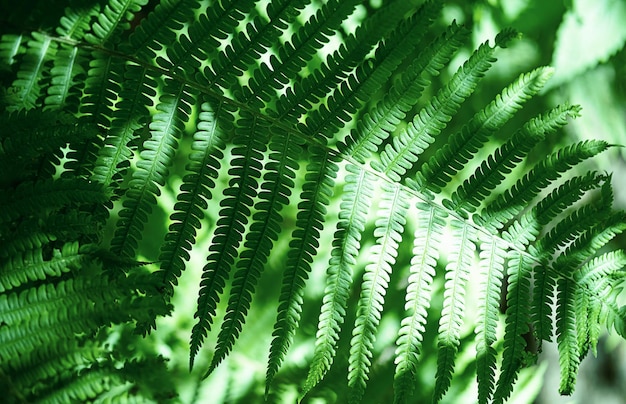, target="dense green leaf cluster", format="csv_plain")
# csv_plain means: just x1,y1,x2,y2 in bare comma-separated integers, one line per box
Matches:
1,0,625,402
